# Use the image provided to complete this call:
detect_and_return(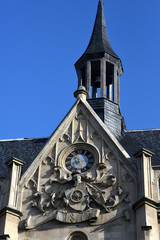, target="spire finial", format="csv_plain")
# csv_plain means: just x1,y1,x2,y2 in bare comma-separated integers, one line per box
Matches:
74,86,89,101
99,0,103,7
84,0,118,58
